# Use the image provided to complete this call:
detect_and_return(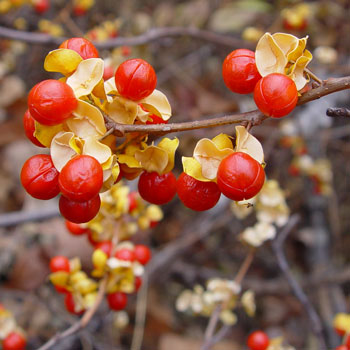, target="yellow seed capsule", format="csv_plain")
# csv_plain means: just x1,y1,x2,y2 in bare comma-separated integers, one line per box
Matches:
49,271,69,286
70,271,88,285
92,249,108,270
138,216,150,230
146,205,163,222
74,279,98,295
84,292,98,308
